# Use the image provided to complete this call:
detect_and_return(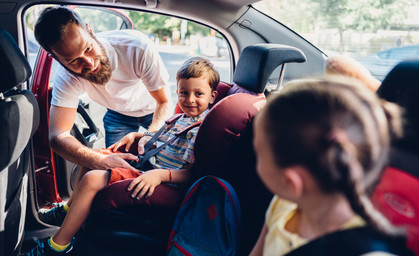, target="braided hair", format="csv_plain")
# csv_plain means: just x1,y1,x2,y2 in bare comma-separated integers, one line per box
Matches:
261,76,403,236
